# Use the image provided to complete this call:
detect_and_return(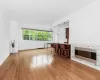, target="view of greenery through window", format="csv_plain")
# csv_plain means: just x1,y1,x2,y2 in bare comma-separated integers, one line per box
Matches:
22,29,53,41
